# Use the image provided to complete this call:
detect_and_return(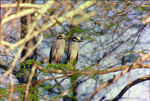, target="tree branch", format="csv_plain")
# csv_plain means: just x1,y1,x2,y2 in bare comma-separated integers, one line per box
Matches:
113,74,150,100
0,64,19,75
24,64,37,101
87,52,150,101
36,64,150,75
